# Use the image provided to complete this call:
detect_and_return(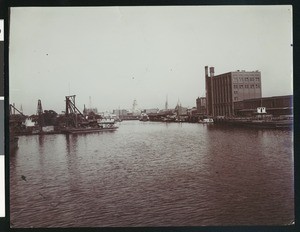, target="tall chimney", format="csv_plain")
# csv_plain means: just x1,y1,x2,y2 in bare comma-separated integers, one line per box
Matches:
209,67,215,117
205,66,208,77
210,67,215,77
